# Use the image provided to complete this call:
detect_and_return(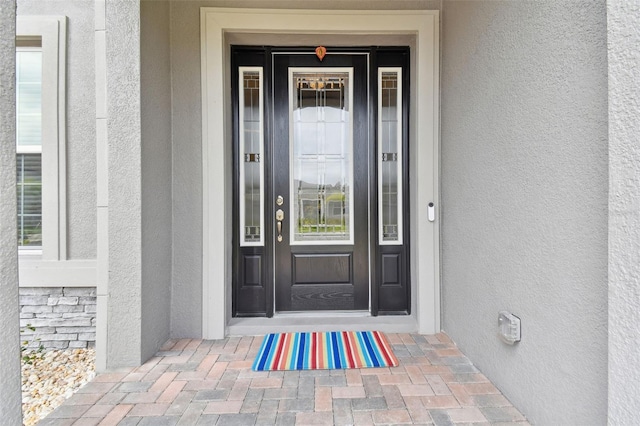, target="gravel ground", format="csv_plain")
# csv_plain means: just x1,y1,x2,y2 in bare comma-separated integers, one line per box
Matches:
21,348,96,426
